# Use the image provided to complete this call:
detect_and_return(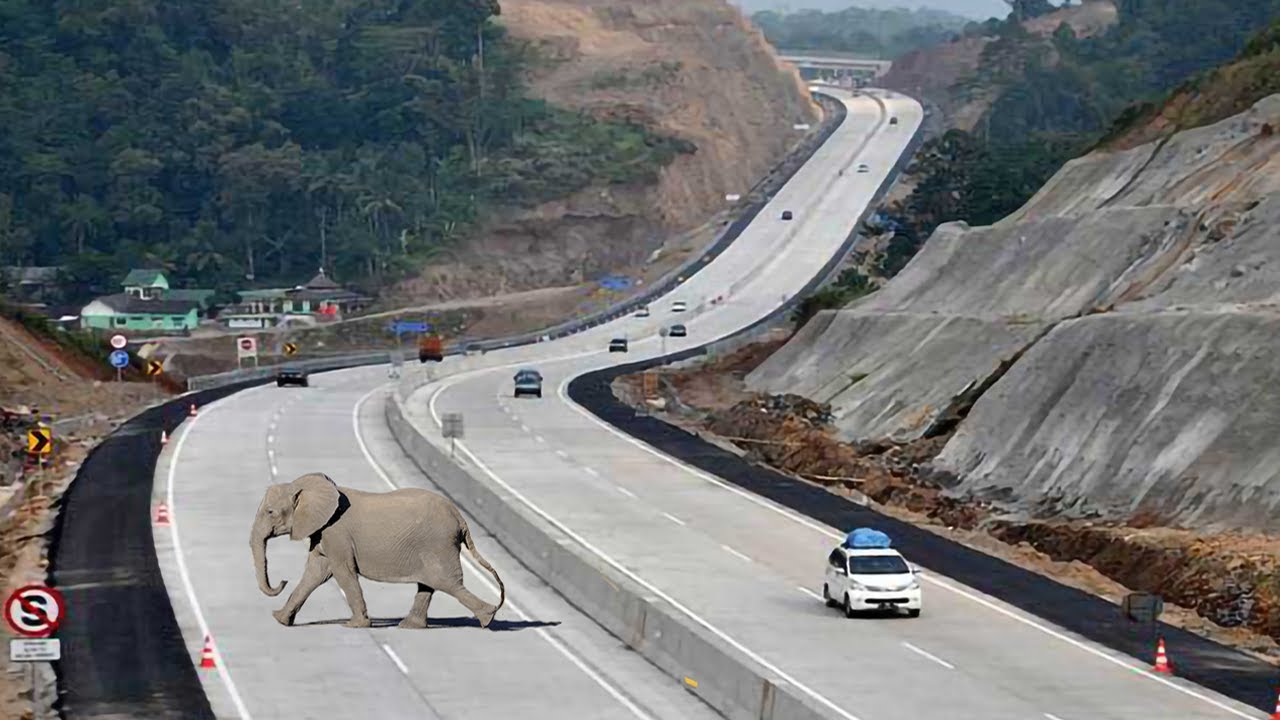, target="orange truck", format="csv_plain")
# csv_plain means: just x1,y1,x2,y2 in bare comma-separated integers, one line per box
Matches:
418,334,444,363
